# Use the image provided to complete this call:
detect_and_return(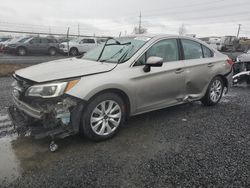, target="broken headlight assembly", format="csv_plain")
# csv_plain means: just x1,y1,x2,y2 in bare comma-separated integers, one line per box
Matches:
25,79,79,98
